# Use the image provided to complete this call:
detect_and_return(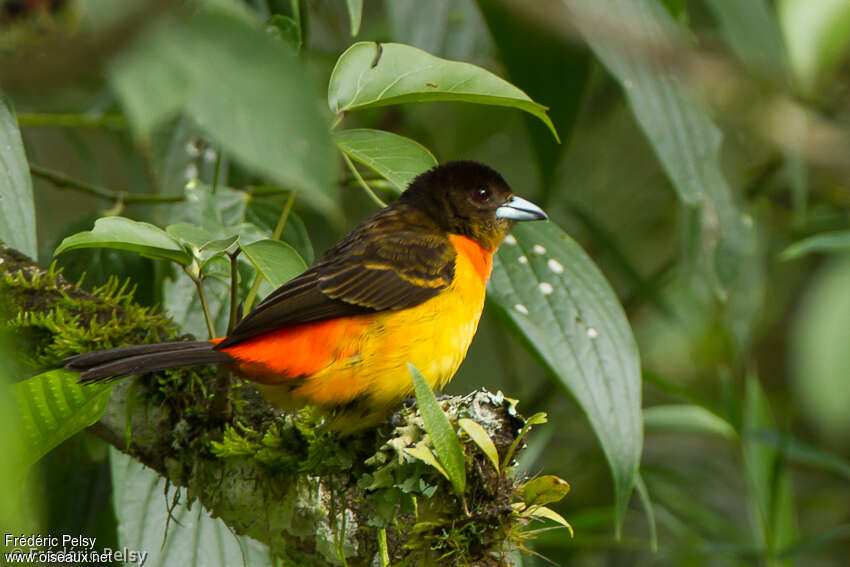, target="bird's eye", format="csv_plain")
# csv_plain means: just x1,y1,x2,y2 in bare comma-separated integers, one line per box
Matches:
472,187,491,202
